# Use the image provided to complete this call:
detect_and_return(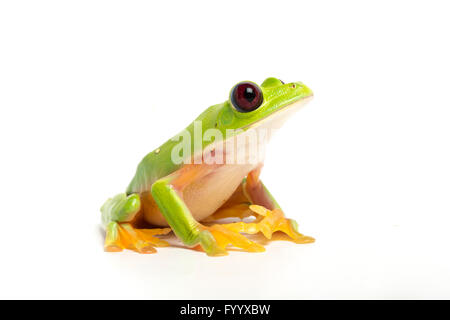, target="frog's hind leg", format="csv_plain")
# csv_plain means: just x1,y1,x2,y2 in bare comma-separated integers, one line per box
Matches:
215,169,315,244
101,193,171,253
